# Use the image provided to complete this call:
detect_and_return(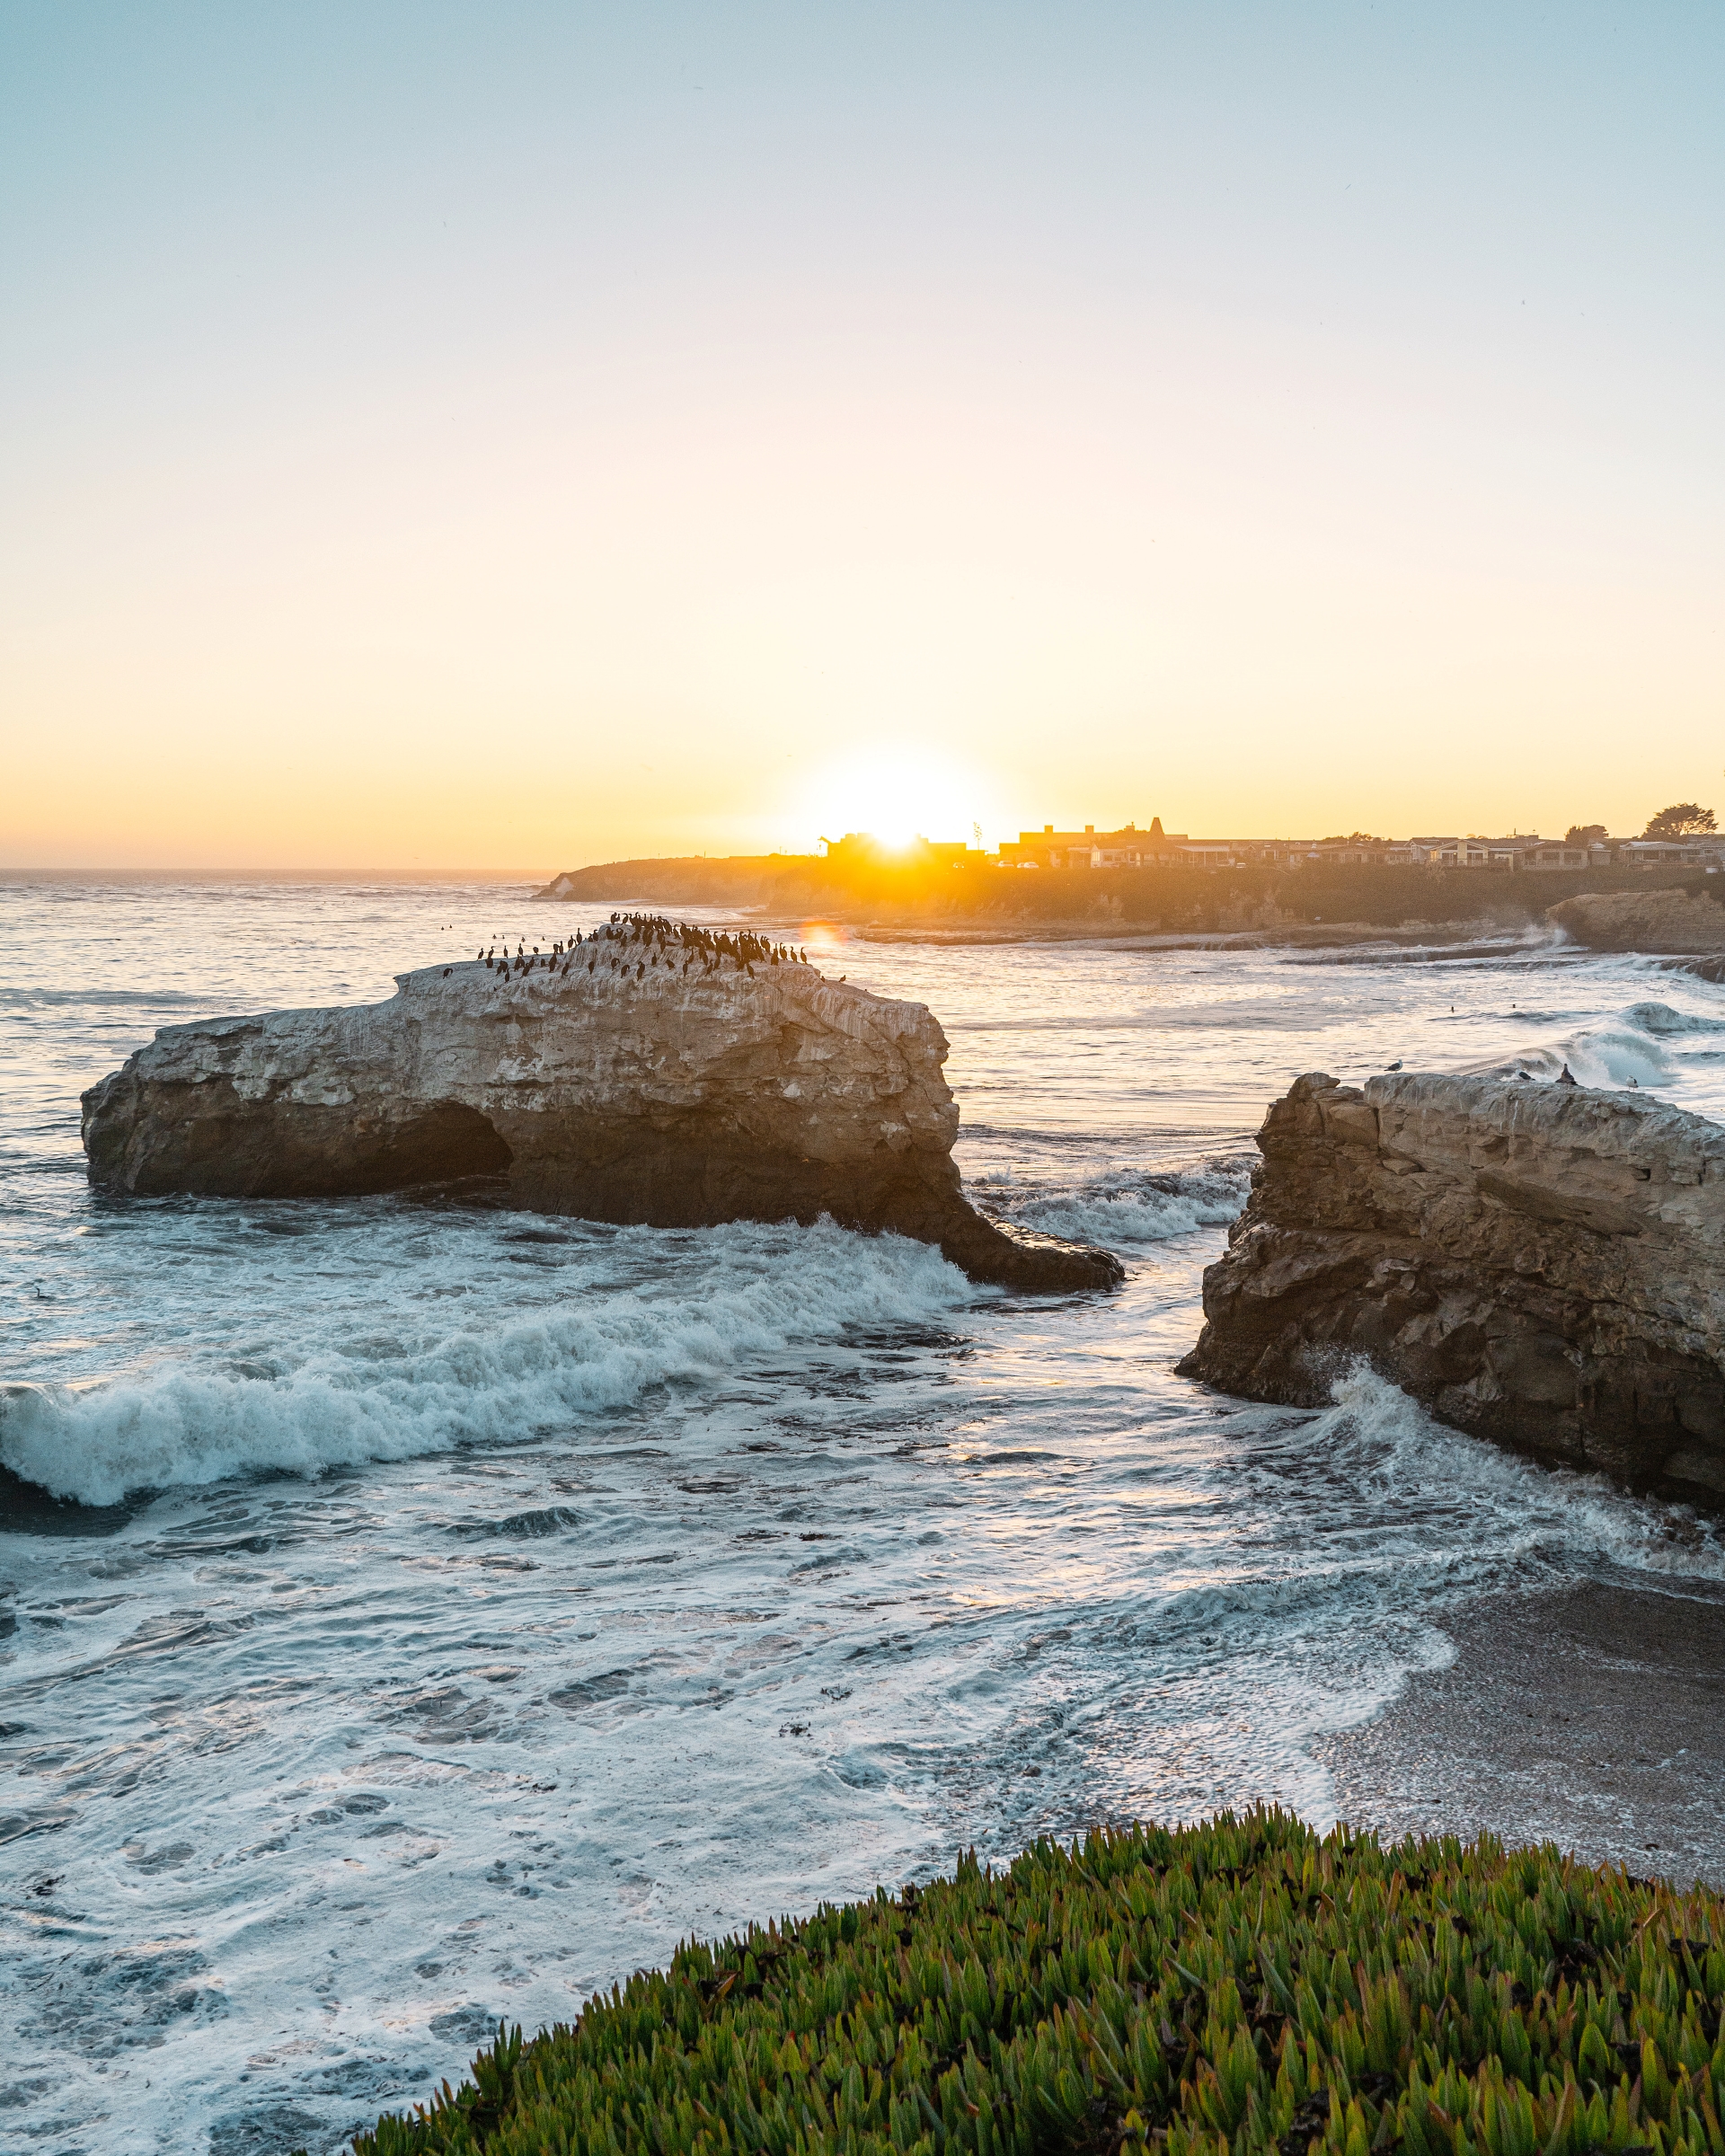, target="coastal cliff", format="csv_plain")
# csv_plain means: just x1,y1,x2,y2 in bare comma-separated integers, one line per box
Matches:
1549,886,1725,953
1177,1070,1725,1493
81,922,1121,1294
